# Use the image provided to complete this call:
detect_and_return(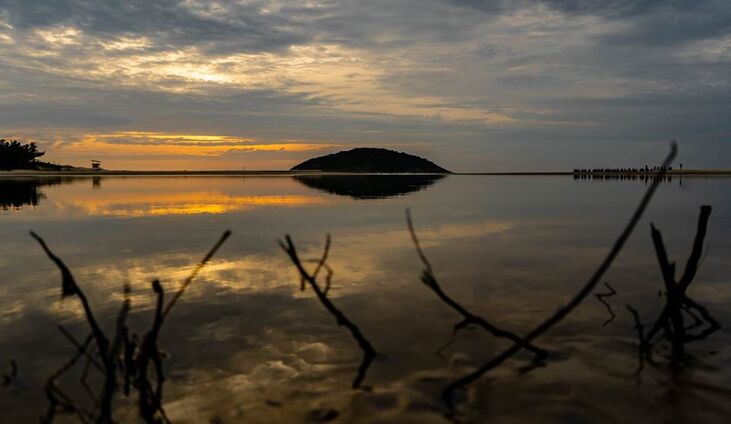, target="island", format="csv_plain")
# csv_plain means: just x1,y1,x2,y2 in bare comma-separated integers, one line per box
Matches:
290,147,451,173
